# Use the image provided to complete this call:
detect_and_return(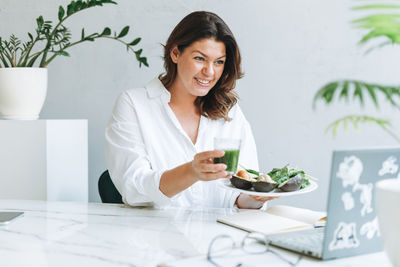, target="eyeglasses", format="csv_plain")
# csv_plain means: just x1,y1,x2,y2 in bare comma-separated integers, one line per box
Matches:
207,232,302,267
